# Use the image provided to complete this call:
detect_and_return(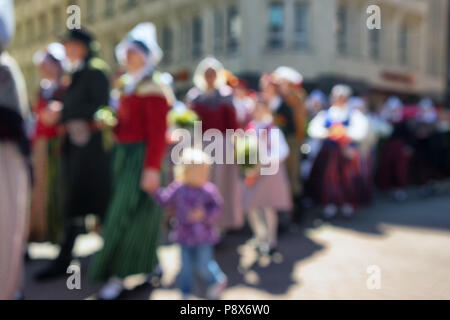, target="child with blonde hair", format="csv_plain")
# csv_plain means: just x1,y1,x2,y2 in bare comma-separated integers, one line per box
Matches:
155,148,227,300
